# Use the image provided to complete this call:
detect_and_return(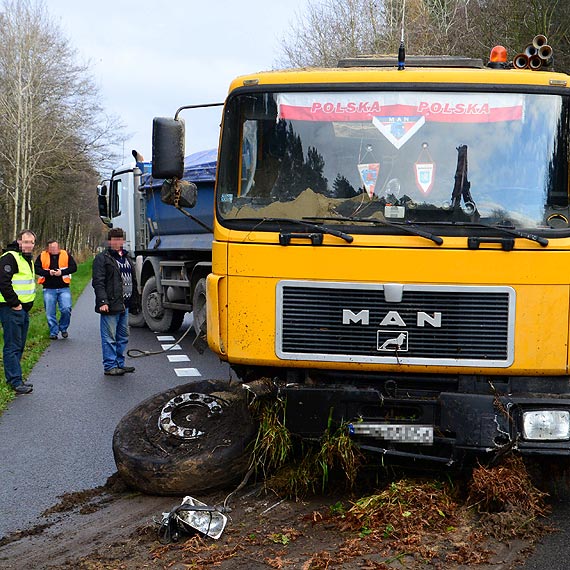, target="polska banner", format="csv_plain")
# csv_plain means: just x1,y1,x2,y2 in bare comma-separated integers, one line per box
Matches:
276,93,524,124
